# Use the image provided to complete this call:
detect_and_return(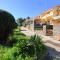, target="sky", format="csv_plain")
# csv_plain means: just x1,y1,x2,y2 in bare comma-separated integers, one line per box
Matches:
0,0,60,19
